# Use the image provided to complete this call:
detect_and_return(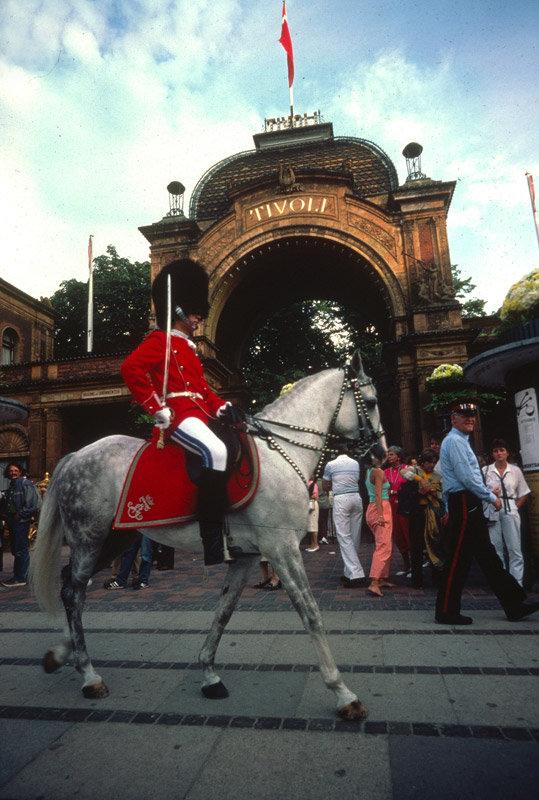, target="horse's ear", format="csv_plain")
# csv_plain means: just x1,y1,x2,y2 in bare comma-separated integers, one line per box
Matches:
347,350,367,379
